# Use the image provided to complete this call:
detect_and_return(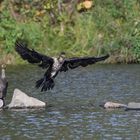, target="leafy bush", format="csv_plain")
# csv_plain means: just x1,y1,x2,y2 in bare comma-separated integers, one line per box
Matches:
0,6,44,52
0,0,140,63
